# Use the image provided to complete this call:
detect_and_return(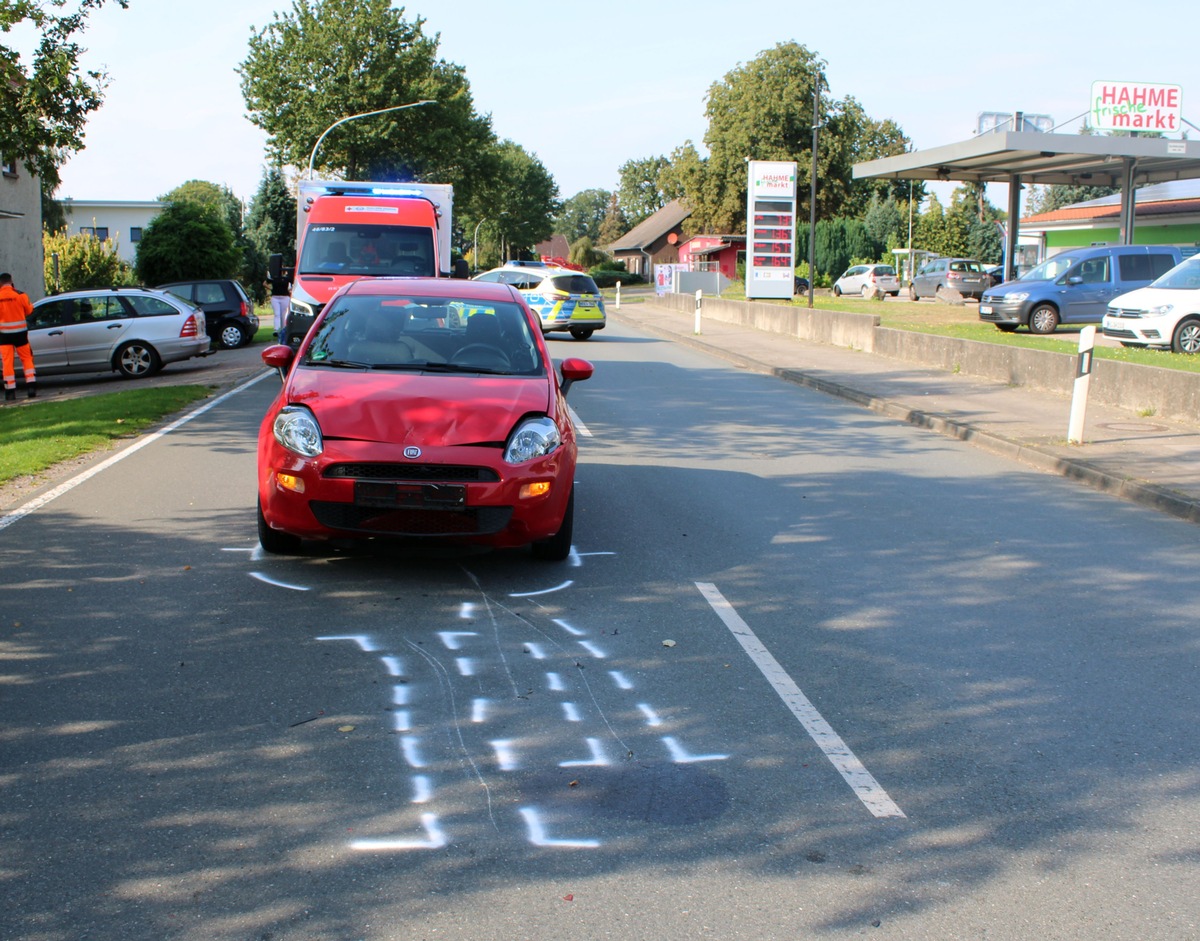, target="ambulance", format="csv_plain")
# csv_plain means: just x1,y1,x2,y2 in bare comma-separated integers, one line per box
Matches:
274,179,463,347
